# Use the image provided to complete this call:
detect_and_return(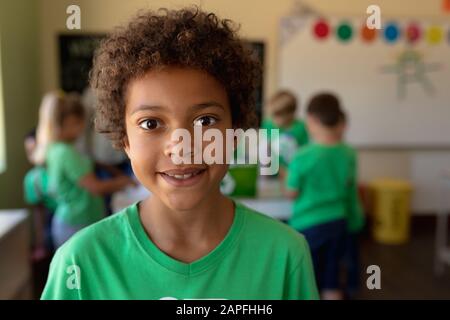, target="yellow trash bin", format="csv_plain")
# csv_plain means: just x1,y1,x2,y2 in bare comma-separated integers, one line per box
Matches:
369,179,413,244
